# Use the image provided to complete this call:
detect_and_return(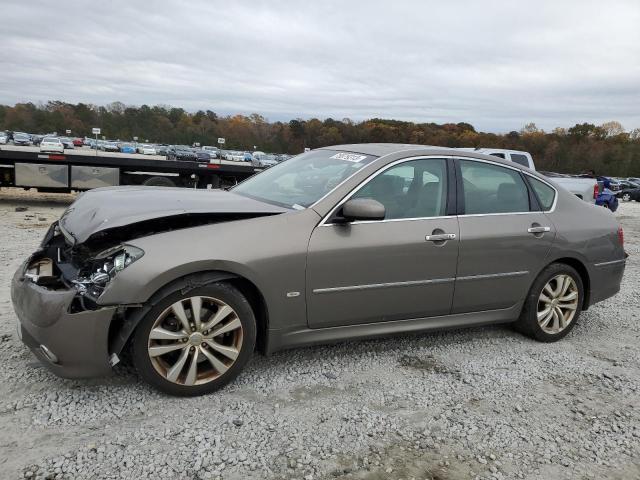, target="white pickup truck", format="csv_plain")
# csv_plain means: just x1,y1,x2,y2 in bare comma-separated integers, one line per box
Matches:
458,148,598,203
